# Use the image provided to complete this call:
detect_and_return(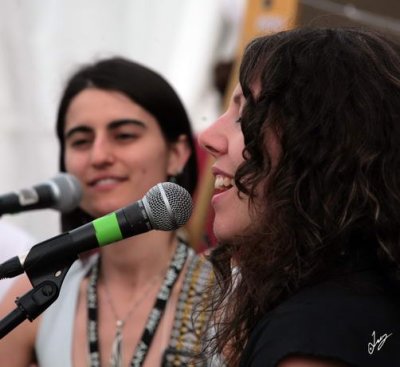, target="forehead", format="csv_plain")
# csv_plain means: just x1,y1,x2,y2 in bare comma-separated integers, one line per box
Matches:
64,88,158,128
